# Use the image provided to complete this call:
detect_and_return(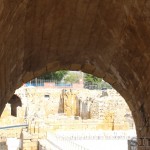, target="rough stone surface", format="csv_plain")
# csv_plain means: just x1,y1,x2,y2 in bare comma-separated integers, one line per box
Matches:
60,89,80,117
0,0,150,141
15,87,134,131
